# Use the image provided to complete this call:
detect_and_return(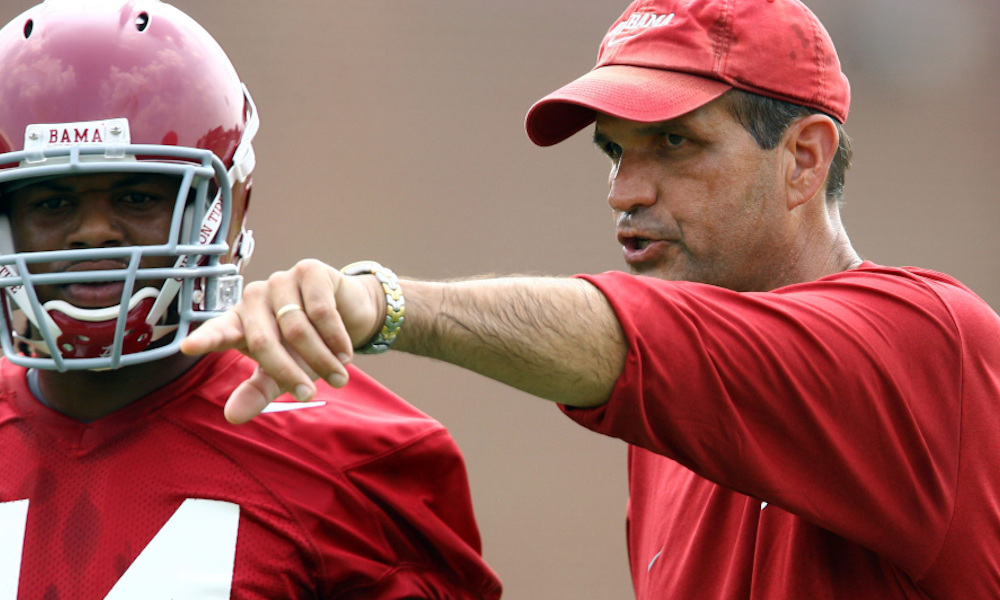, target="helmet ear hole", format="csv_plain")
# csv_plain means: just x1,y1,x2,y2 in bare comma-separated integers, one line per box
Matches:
22,19,32,39
135,12,149,32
